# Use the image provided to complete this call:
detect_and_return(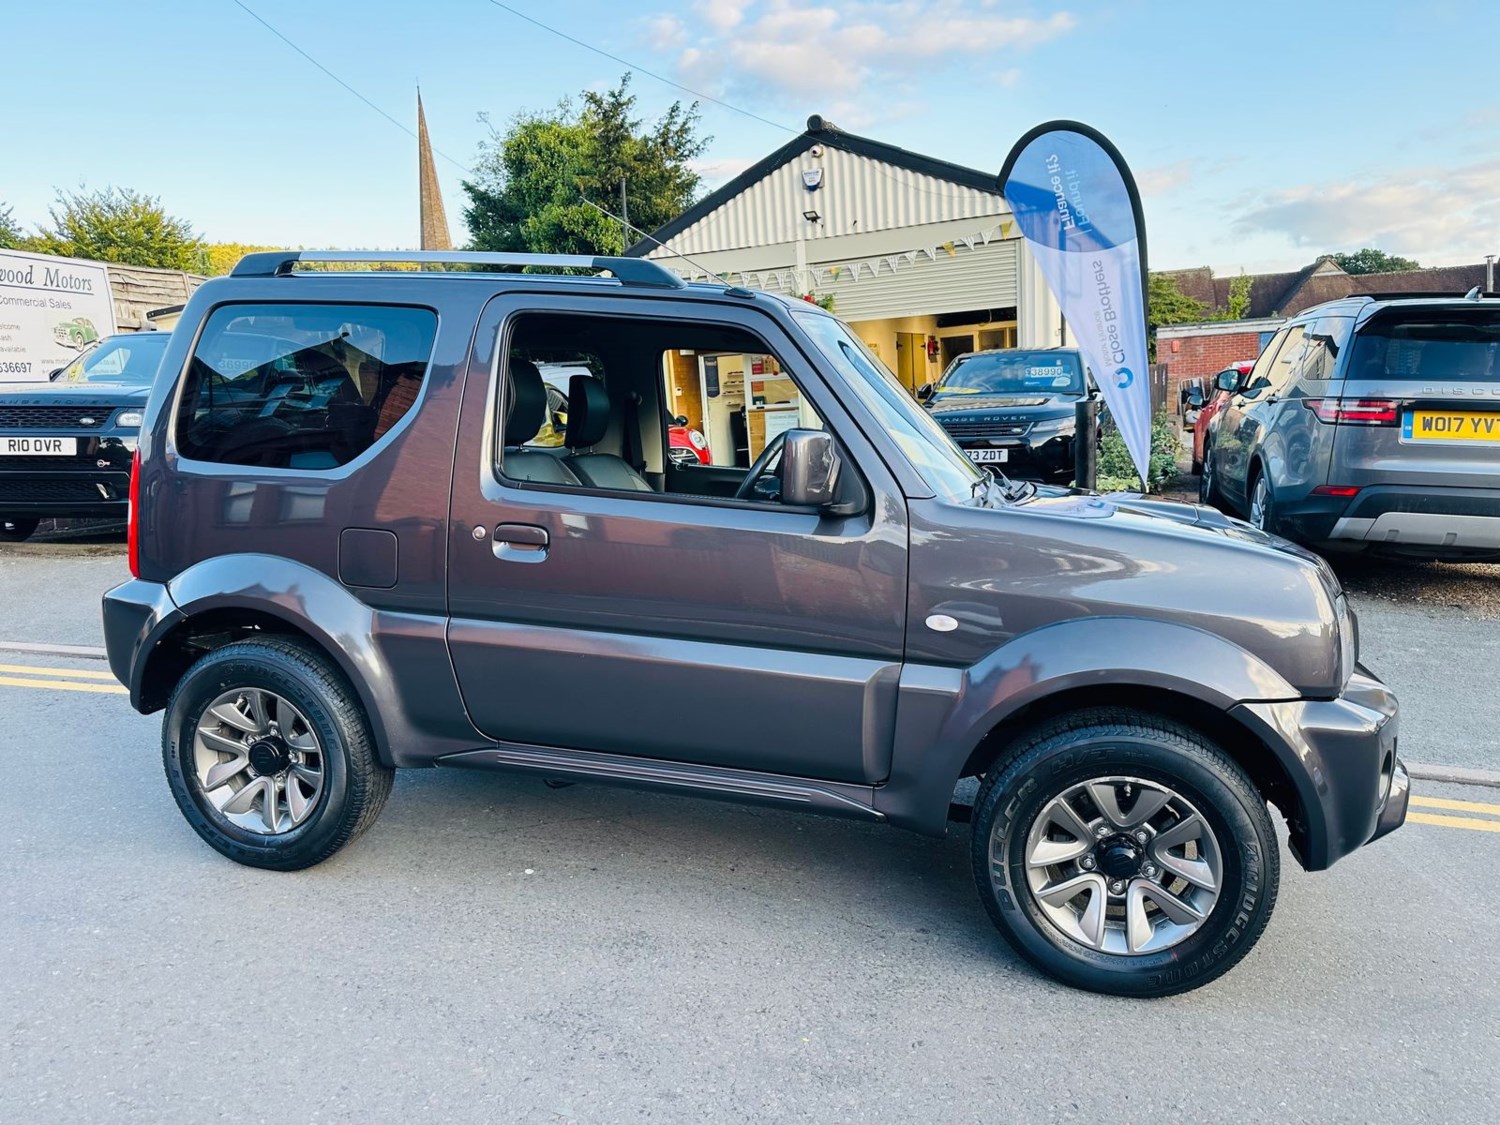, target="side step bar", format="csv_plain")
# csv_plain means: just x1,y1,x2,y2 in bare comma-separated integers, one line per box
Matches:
435,743,884,822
